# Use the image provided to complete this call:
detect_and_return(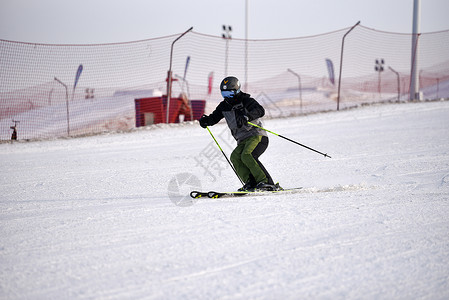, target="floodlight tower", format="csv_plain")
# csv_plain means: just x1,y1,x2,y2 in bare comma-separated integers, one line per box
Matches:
410,0,421,100
222,25,232,77
375,59,385,97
